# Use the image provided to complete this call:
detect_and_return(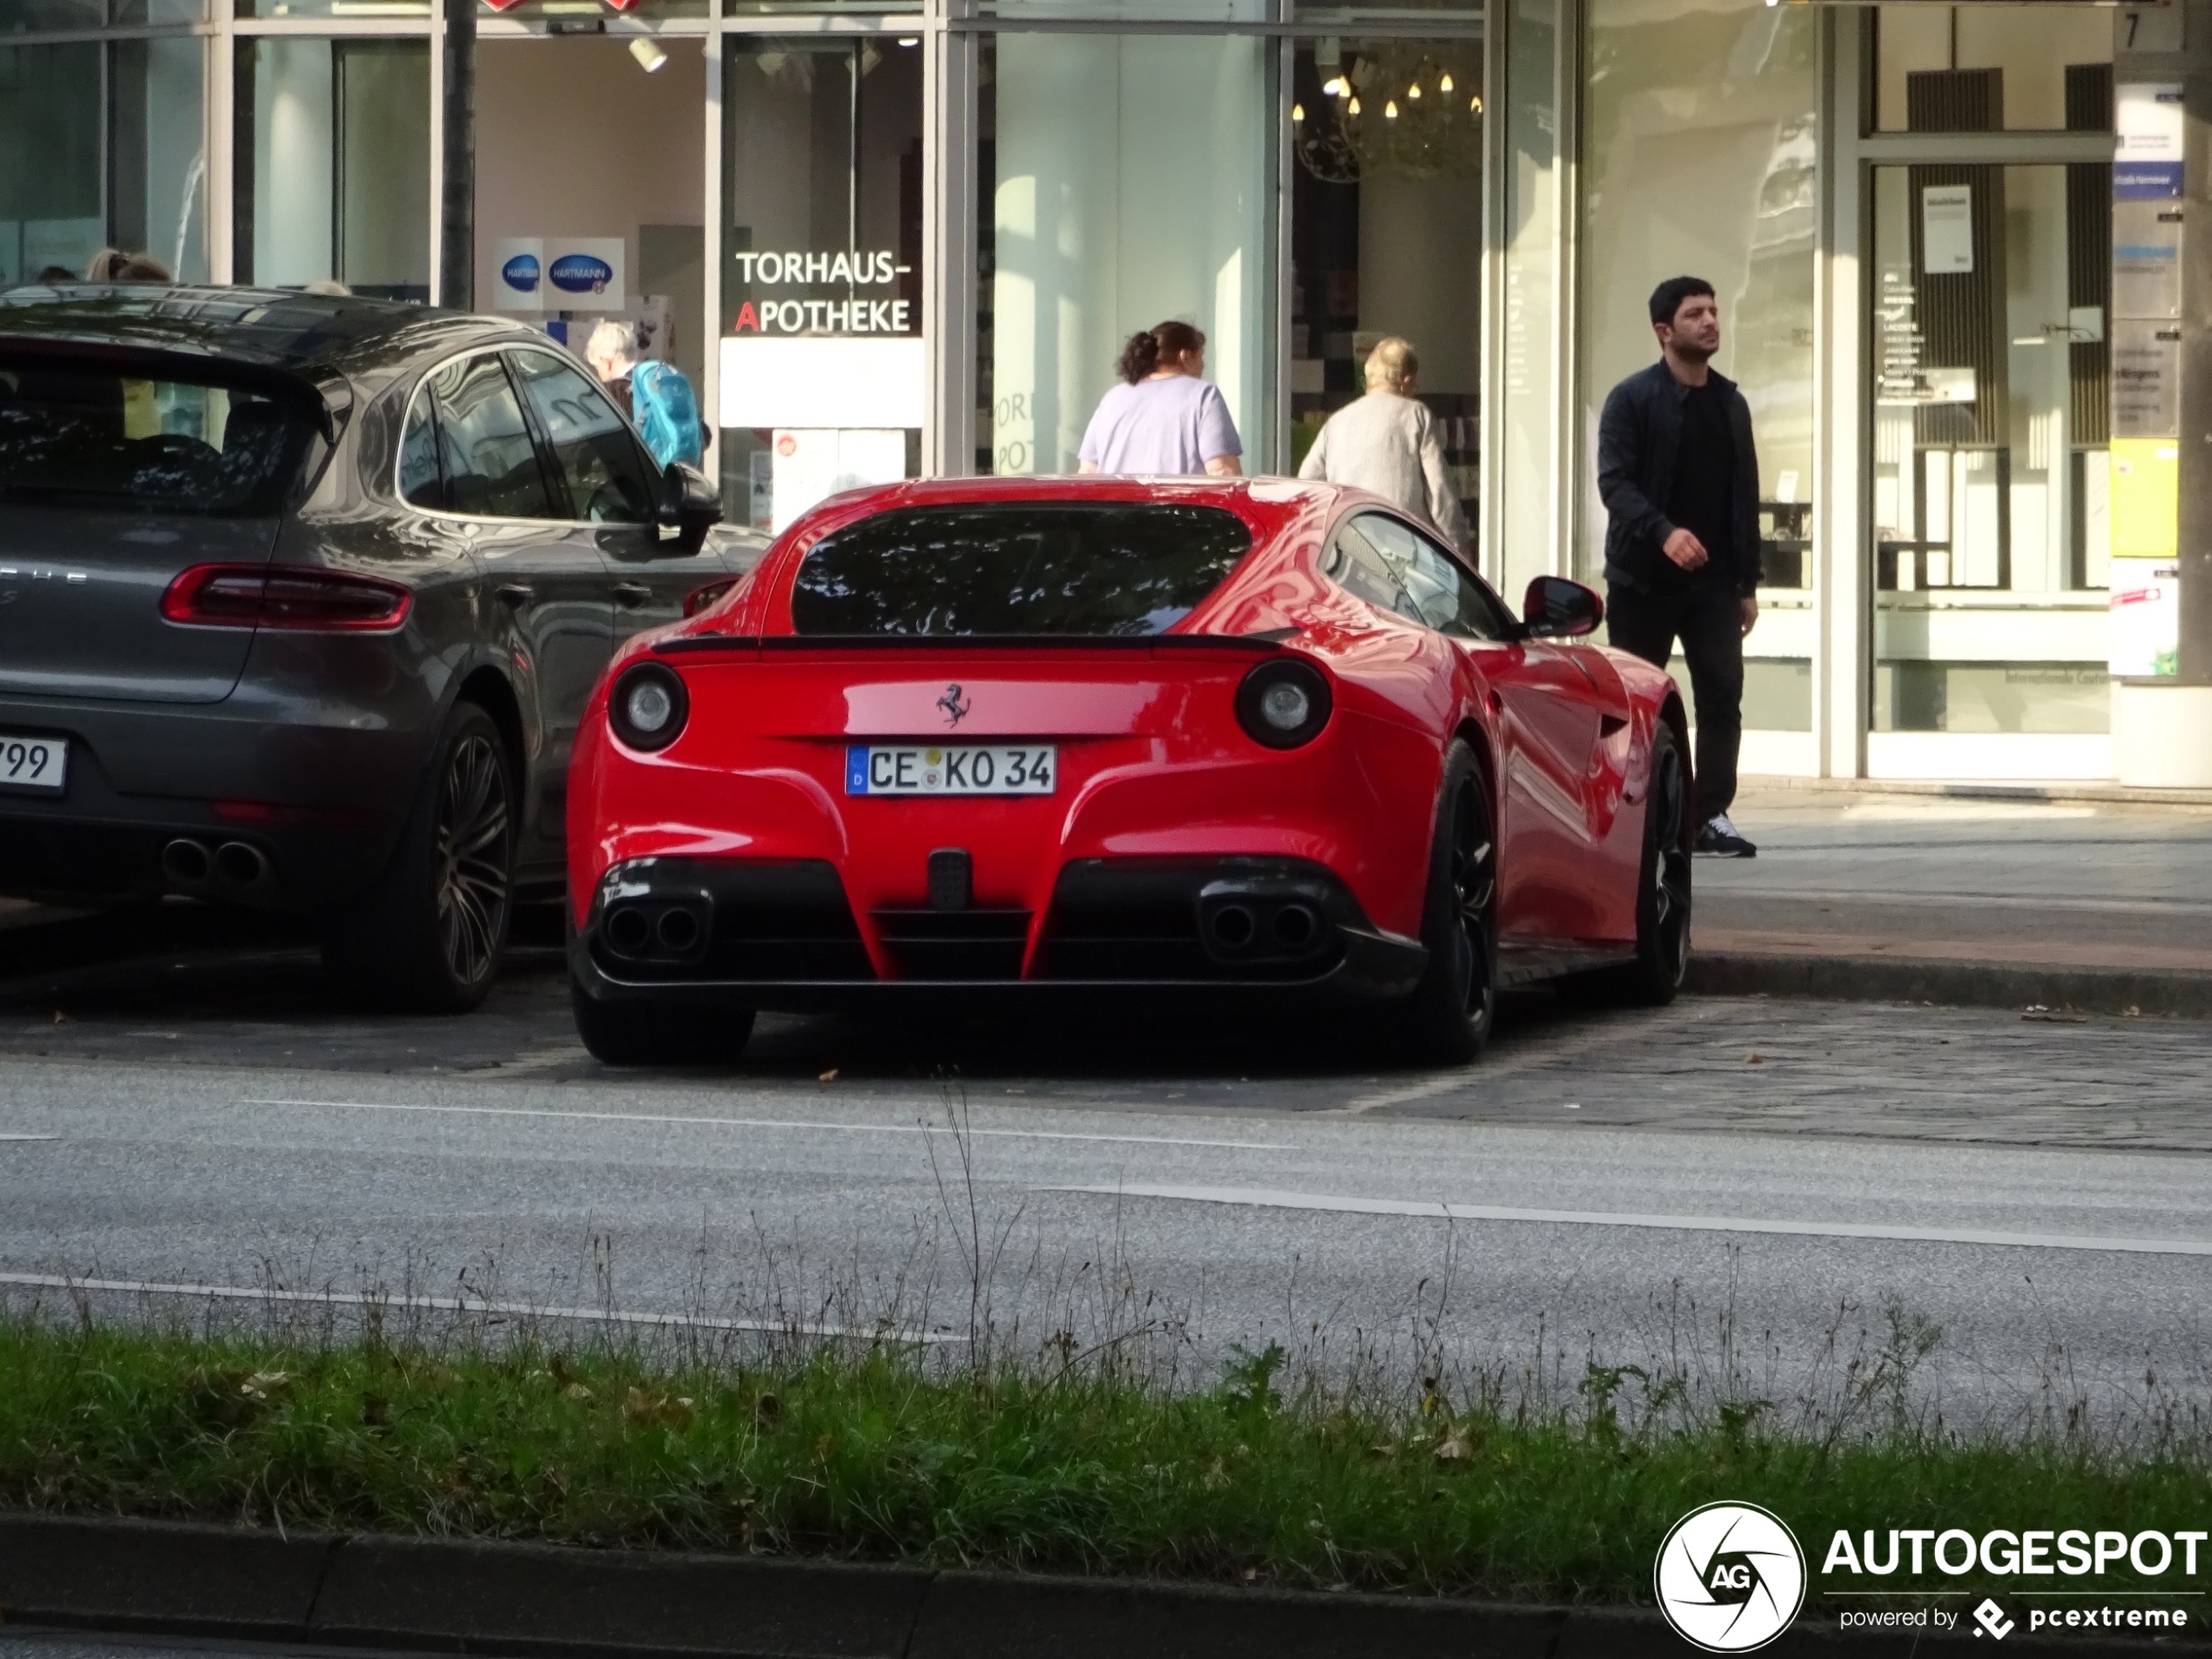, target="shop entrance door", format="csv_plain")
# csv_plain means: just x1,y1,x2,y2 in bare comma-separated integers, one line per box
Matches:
1288,37,1483,557
1866,155,2116,778
474,34,708,390
719,37,924,533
